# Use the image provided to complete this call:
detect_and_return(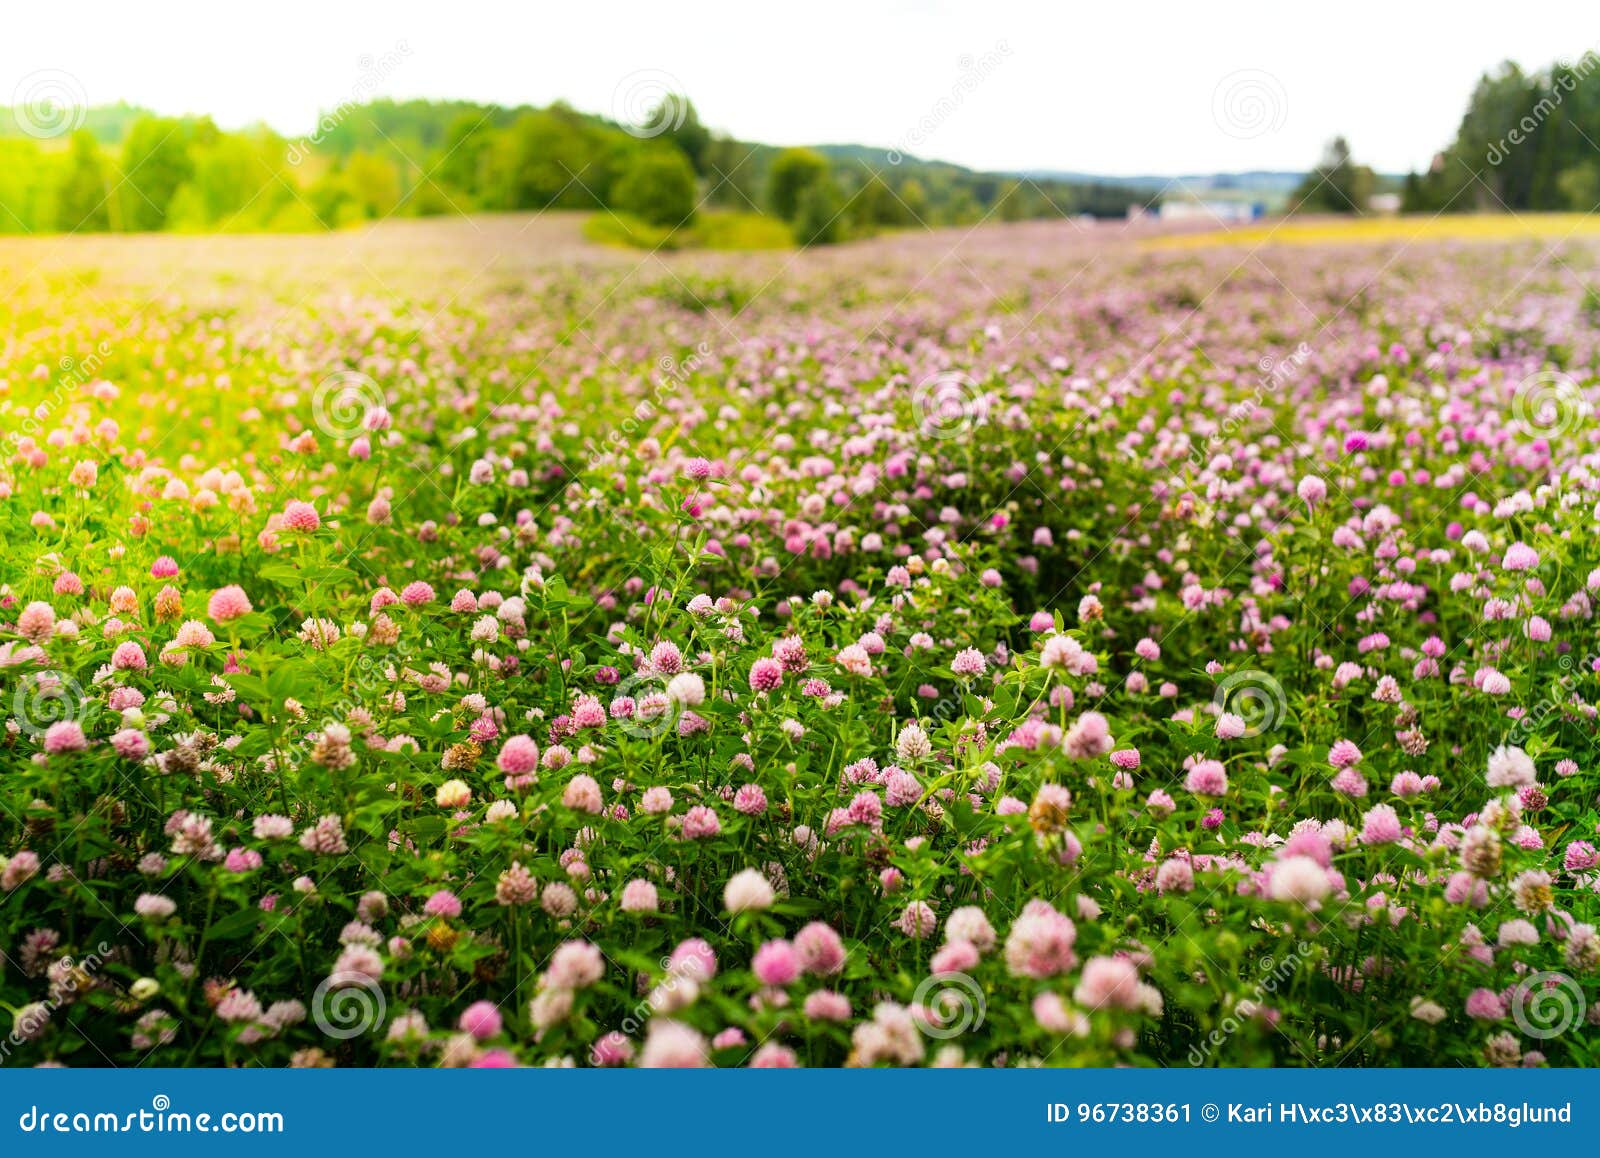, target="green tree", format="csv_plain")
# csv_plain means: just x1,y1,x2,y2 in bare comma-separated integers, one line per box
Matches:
120,116,194,231
1557,162,1600,210
1291,137,1375,214
342,152,403,219
701,138,762,210
54,130,113,232
490,110,609,210
793,177,846,246
850,174,913,230
0,140,50,232
766,147,831,222
1456,64,1544,207
651,95,712,175
996,179,1030,222
187,128,289,227
612,146,698,227
436,112,496,204
897,177,929,222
